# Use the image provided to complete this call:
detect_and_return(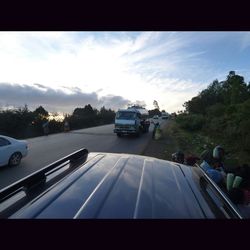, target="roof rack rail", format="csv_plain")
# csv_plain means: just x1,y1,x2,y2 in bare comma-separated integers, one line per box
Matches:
0,148,88,203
